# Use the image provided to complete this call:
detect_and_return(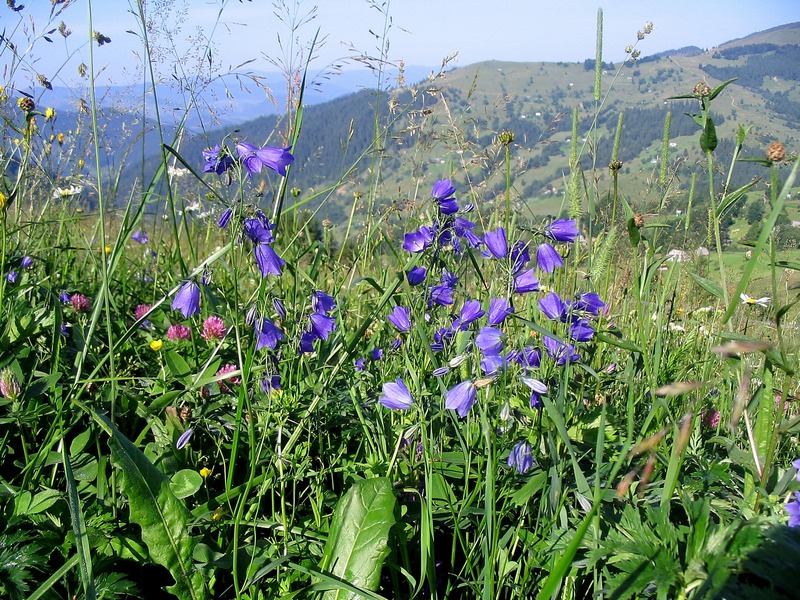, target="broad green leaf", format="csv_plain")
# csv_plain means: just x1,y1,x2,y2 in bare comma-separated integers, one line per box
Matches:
13,488,61,516
700,116,717,152
626,217,640,247
98,414,205,600
70,428,92,456
164,350,193,385
170,469,204,499
318,477,397,599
